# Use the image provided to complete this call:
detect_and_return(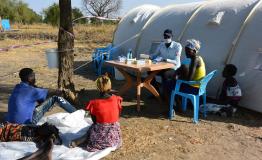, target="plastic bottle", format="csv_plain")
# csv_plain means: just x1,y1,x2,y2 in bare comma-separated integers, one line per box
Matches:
127,48,132,59
126,50,130,60
129,49,133,59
